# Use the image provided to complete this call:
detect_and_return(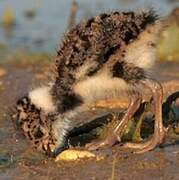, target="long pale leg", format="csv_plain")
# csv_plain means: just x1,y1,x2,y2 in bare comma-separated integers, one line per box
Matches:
86,91,142,150
124,79,166,153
